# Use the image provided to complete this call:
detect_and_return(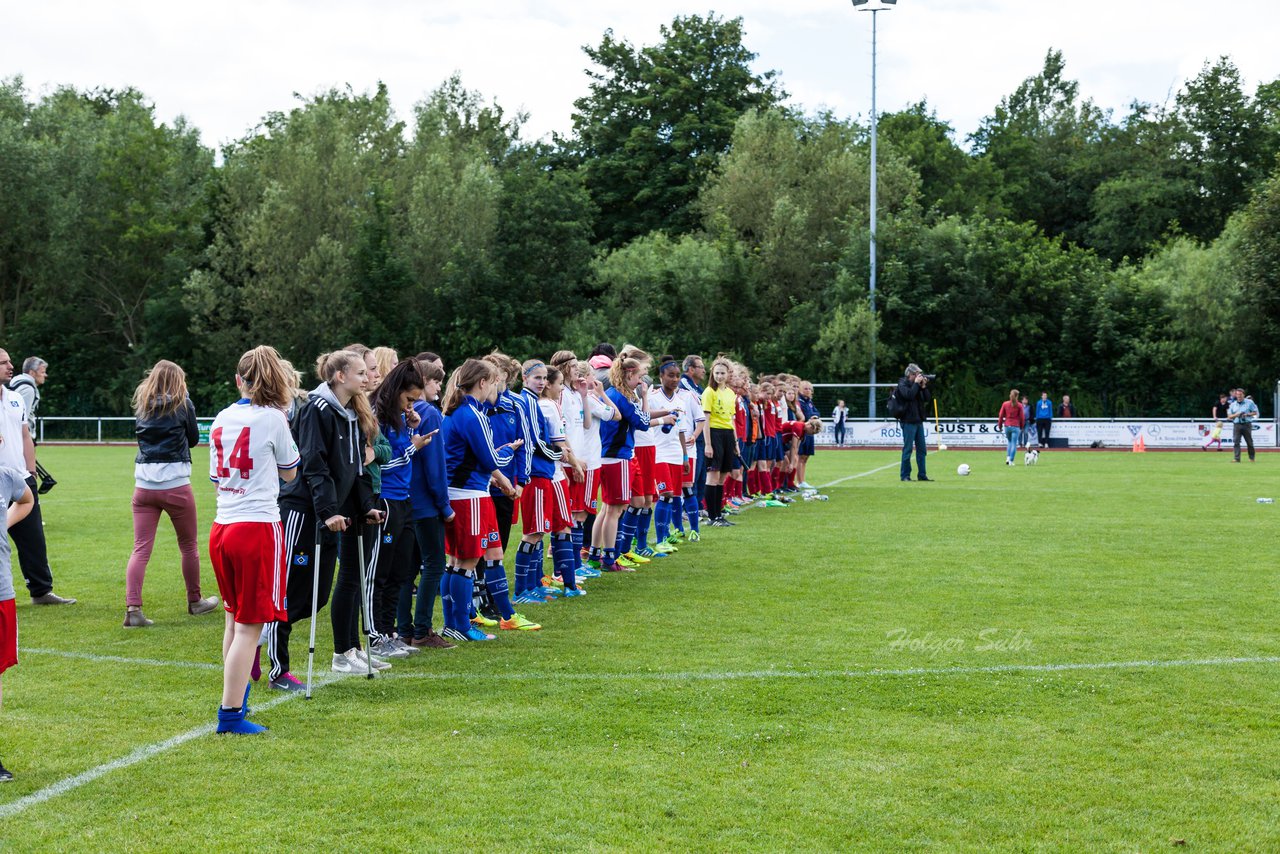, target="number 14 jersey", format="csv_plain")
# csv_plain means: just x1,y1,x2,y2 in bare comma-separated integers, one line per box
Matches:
209,399,301,524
